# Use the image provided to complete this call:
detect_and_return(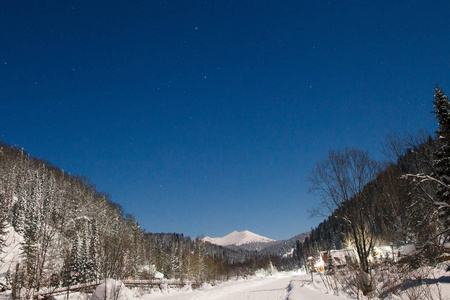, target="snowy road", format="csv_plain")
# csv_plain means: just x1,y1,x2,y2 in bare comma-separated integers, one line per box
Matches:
141,273,351,300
